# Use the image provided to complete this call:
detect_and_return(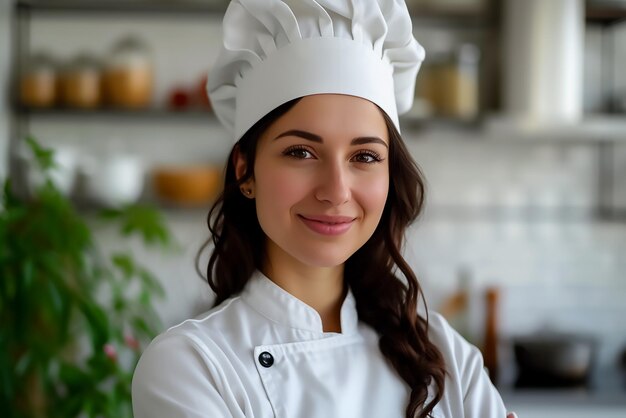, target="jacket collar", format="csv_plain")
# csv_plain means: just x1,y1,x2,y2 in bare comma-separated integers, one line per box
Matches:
241,270,359,335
